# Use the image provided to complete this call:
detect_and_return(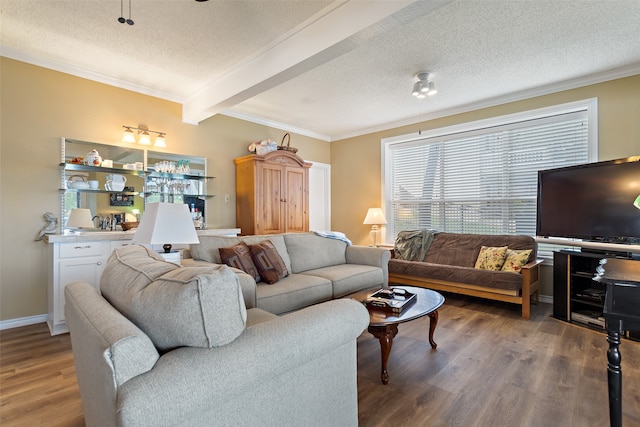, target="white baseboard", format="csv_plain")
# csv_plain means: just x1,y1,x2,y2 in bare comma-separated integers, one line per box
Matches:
539,295,553,304
0,314,47,330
